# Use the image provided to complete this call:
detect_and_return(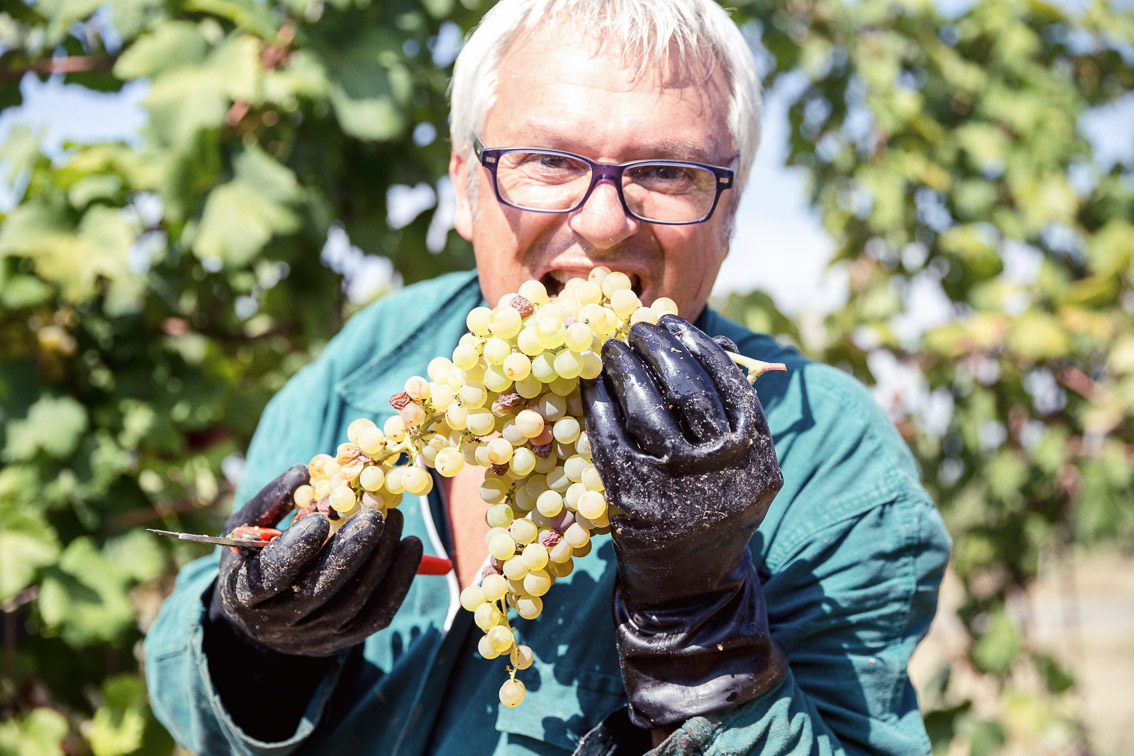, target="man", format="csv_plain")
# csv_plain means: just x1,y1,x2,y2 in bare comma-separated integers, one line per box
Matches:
145,1,951,754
